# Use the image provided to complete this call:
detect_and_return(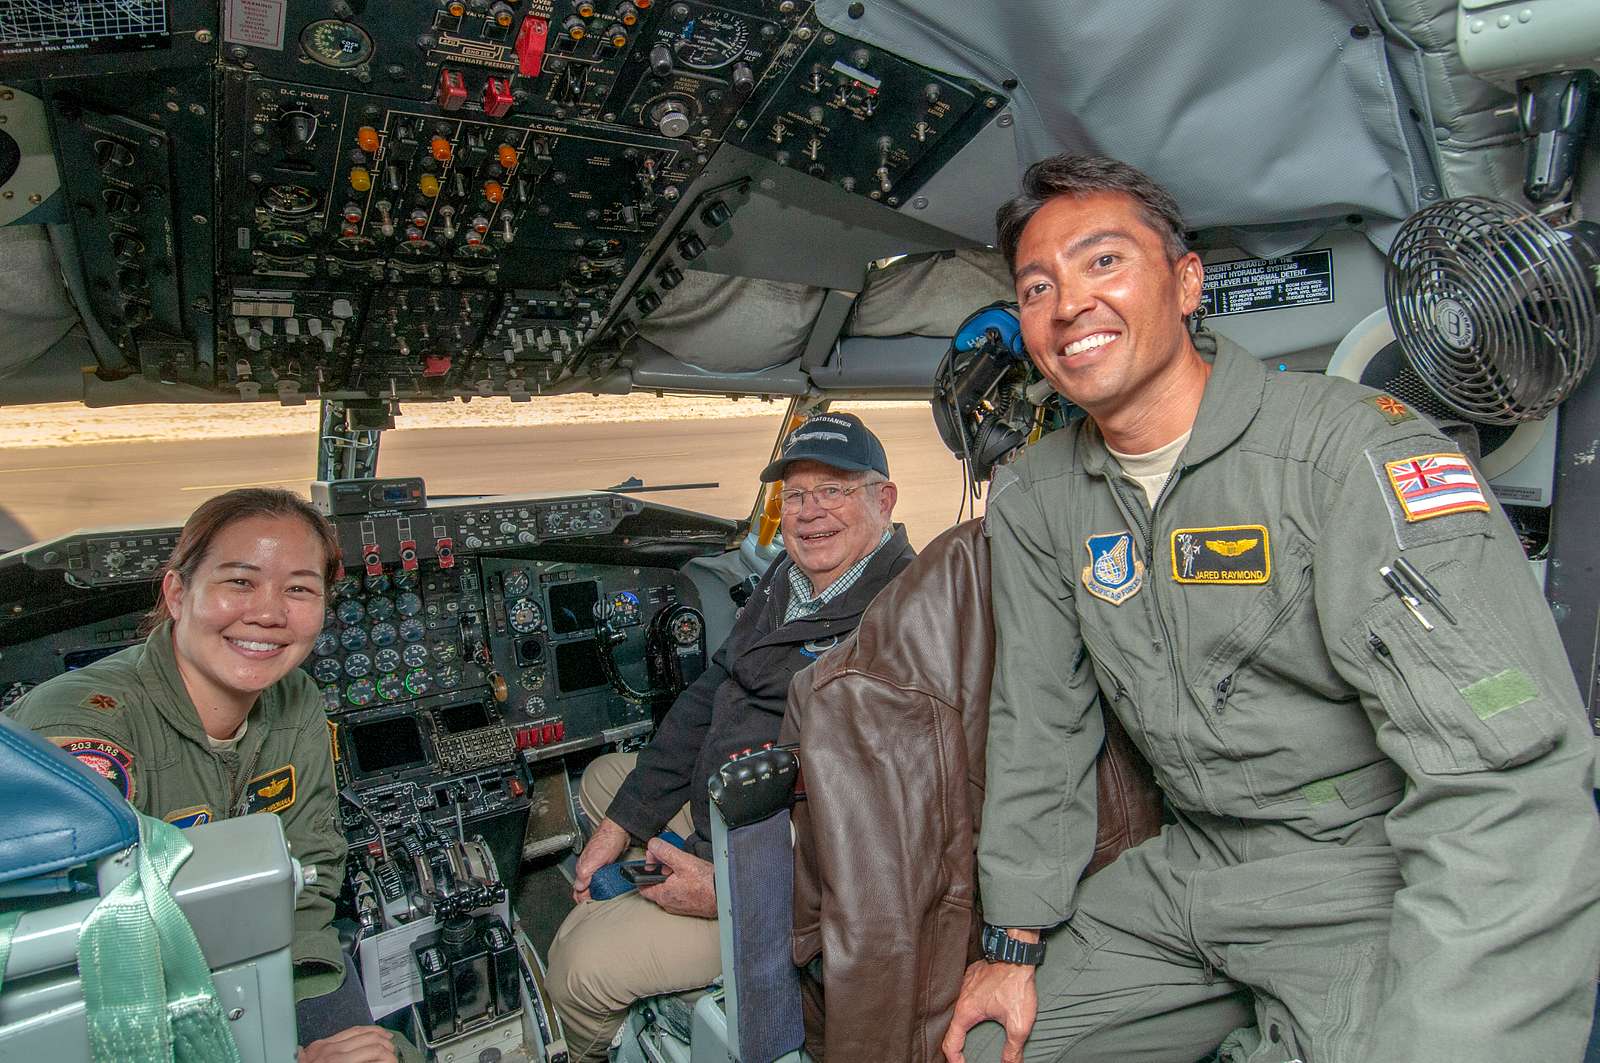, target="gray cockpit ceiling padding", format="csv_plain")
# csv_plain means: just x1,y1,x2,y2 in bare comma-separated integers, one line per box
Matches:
637,270,825,372
816,0,1486,258
0,226,76,383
